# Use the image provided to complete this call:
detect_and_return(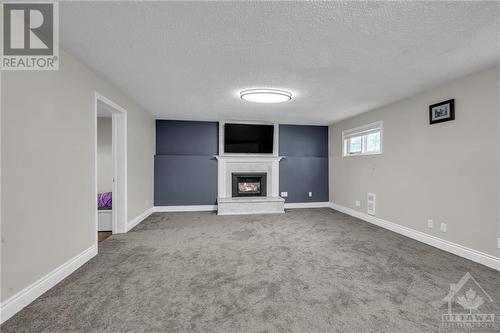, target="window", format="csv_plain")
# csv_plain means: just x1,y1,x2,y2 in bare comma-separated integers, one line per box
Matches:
342,121,383,156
